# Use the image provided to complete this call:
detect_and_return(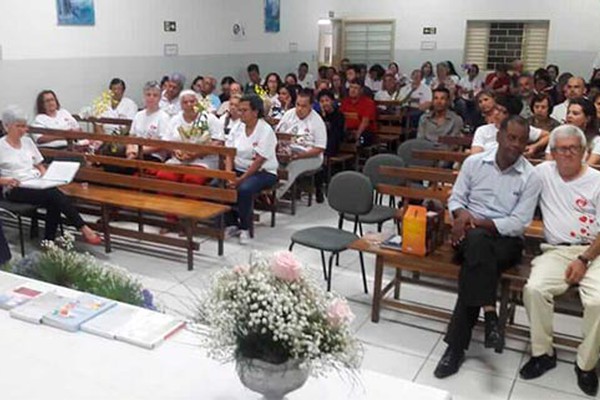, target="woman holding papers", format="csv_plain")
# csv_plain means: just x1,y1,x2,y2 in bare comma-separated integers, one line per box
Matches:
0,106,101,244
